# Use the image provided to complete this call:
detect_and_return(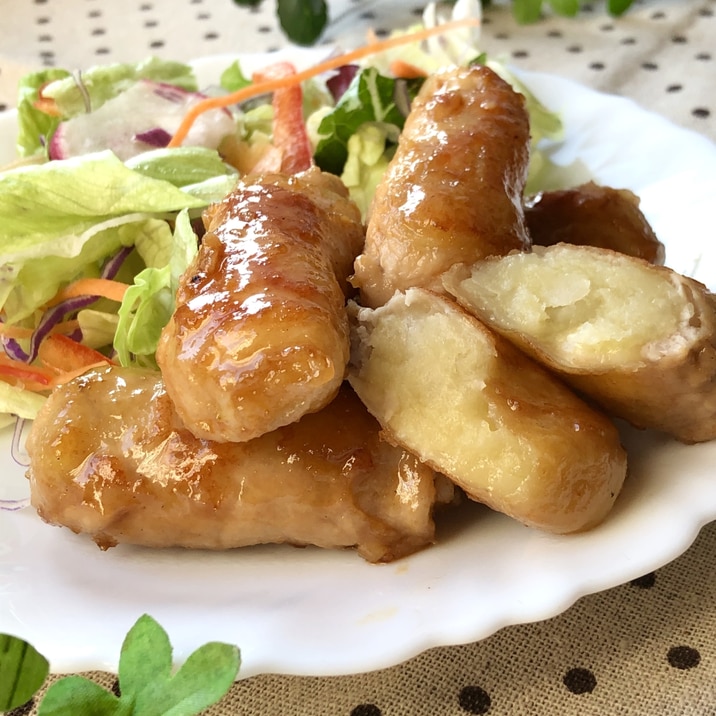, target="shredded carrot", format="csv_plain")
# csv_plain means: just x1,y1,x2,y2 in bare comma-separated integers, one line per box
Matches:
0,374,52,393
0,359,111,393
0,323,33,340
53,318,81,335
389,59,428,79
0,324,113,393
48,277,129,306
38,333,114,375
168,17,480,149
33,97,62,117
33,82,63,117
0,356,55,389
